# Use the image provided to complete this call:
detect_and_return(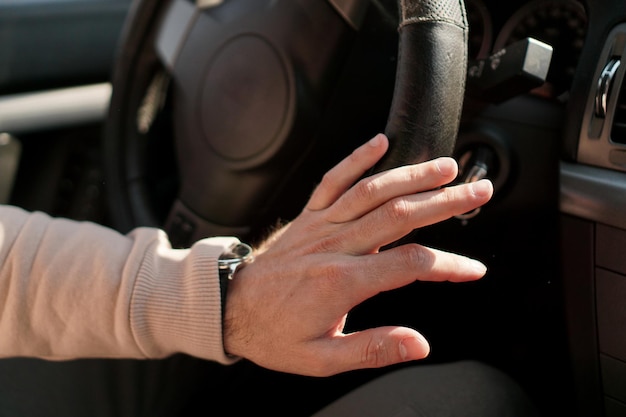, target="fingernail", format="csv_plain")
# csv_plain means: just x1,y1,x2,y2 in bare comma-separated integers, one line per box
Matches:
400,335,430,361
469,259,487,275
434,157,457,177
368,134,383,147
471,179,493,198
